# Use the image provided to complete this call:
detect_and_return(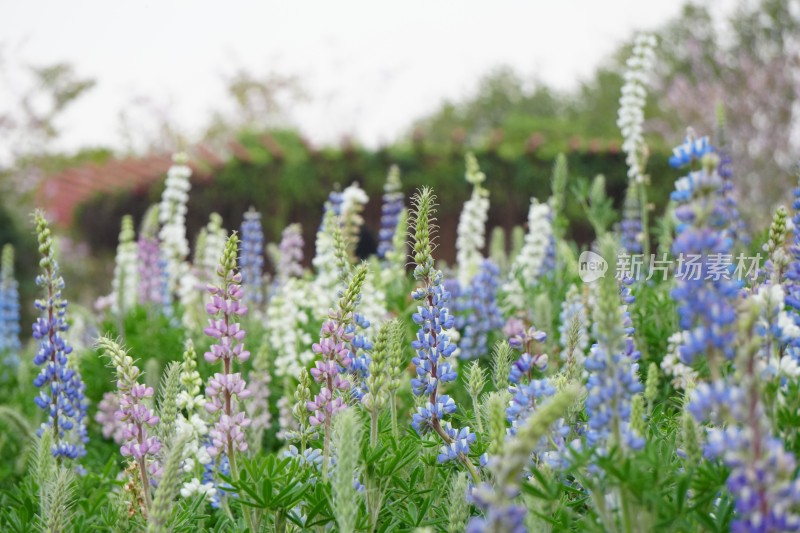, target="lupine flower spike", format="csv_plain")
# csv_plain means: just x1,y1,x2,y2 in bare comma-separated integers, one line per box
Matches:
456,153,490,287
409,187,479,480
308,261,368,477
111,215,138,318
378,165,404,260
202,232,253,527
32,211,89,461
96,336,162,516
0,243,21,369
239,207,265,307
